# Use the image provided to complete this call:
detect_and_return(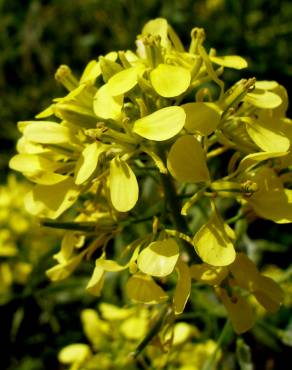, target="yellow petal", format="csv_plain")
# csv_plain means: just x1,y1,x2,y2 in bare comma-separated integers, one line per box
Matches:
107,66,143,96
99,303,133,321
75,142,103,185
46,253,84,282
80,60,101,84
93,84,123,120
238,151,288,172
172,322,193,346
173,260,191,315
58,344,91,364
0,263,13,288
246,118,290,152
95,259,128,272
255,81,279,90
133,106,185,141
190,264,228,285
35,105,54,119
29,172,69,185
253,82,288,123
245,89,282,109
194,207,236,266
137,239,179,277
81,310,103,347
217,288,255,334
16,136,50,155
9,154,58,175
126,274,168,304
182,102,221,136
99,56,123,82
210,55,248,69
253,275,283,313
150,64,191,97
120,316,148,340
54,101,97,129
23,121,73,144
229,253,259,291
142,18,169,48
54,231,80,263
25,177,79,219
248,167,292,223
109,157,138,212
167,135,210,183
81,309,110,349
86,263,105,297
